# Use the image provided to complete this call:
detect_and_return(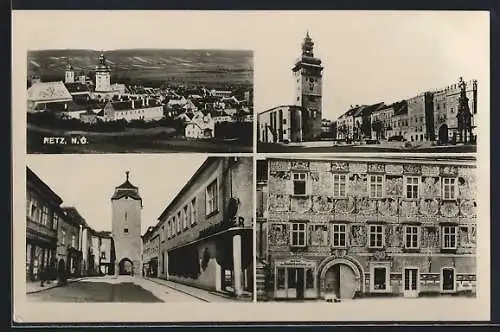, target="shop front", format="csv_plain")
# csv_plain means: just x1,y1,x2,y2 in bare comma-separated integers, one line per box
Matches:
273,258,317,300
26,228,57,282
